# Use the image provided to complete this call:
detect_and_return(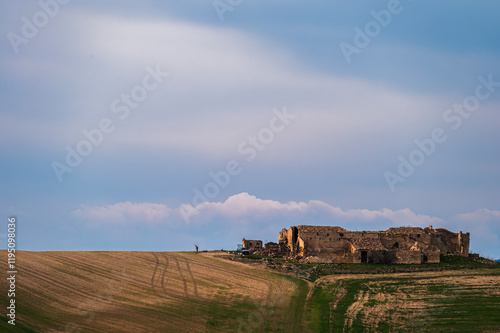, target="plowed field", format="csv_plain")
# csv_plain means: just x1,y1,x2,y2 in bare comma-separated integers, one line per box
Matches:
2,251,499,332
0,251,308,332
